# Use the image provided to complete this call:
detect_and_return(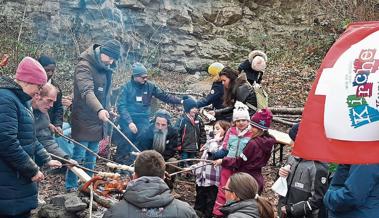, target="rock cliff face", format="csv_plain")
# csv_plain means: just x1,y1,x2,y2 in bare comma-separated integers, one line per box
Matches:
0,0,377,73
